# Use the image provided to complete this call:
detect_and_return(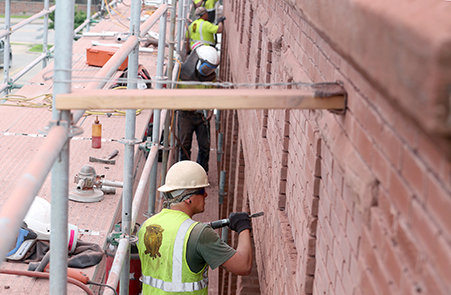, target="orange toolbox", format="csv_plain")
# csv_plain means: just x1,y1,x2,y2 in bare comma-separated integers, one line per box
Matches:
86,46,128,70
